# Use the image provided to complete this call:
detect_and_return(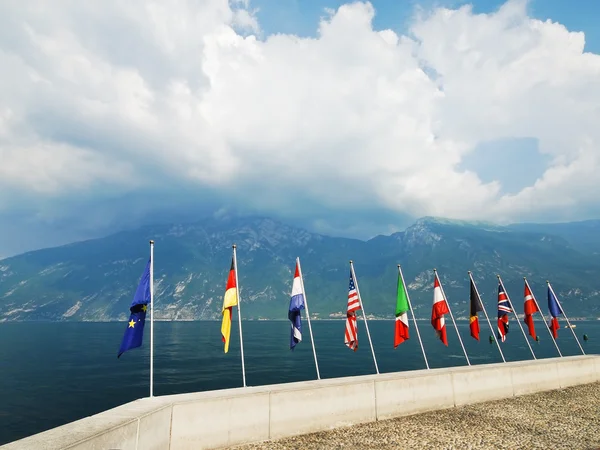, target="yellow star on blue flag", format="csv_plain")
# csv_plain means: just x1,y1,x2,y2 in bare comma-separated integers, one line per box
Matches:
118,259,151,358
